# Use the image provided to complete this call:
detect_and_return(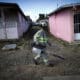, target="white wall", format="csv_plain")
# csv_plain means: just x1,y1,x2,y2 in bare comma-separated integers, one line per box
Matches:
4,8,19,39
0,8,29,40
17,12,29,37
6,27,18,39
0,29,6,39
